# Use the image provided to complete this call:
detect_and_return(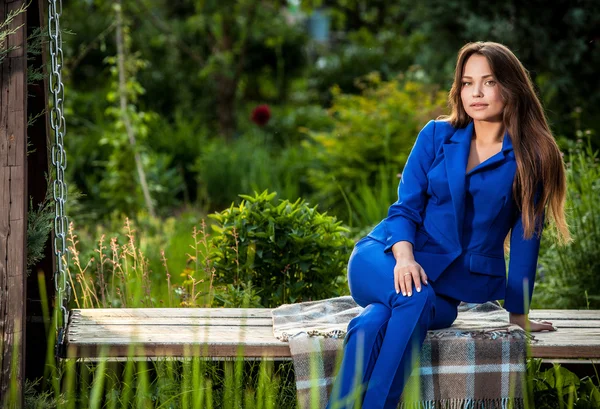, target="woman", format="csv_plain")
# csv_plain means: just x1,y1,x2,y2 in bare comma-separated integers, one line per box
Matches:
326,41,571,409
